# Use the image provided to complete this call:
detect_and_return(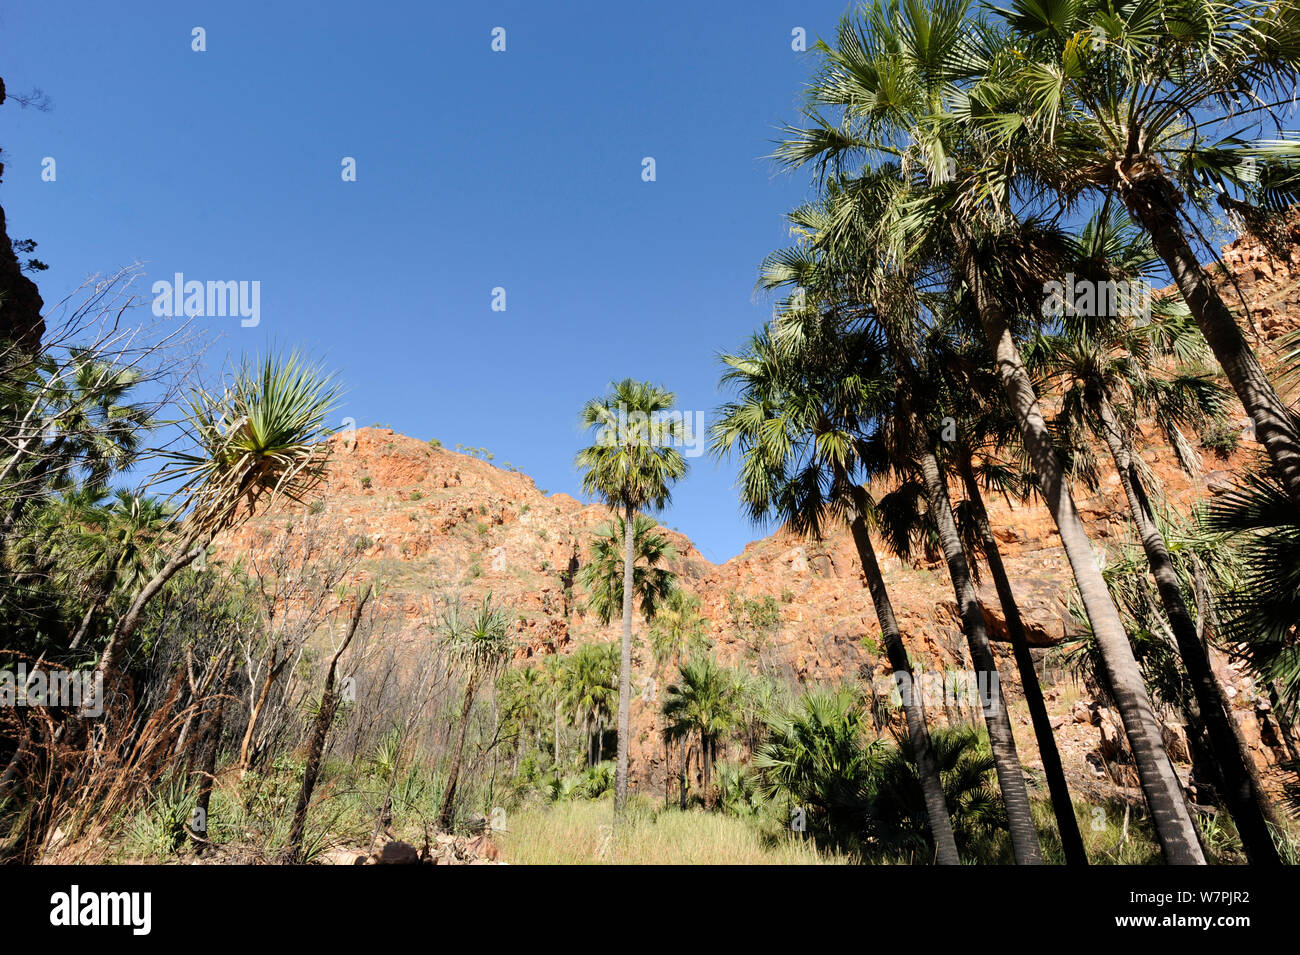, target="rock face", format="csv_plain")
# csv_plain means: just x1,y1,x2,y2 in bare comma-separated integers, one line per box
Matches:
217,224,1300,801
218,428,1084,793
1218,214,1300,346
0,80,46,353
